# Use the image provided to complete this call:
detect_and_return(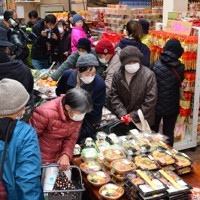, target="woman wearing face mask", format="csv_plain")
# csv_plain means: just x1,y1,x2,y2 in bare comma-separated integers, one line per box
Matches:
30,88,92,170
56,54,106,143
0,79,43,200
48,38,105,82
108,46,157,135
56,20,71,64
